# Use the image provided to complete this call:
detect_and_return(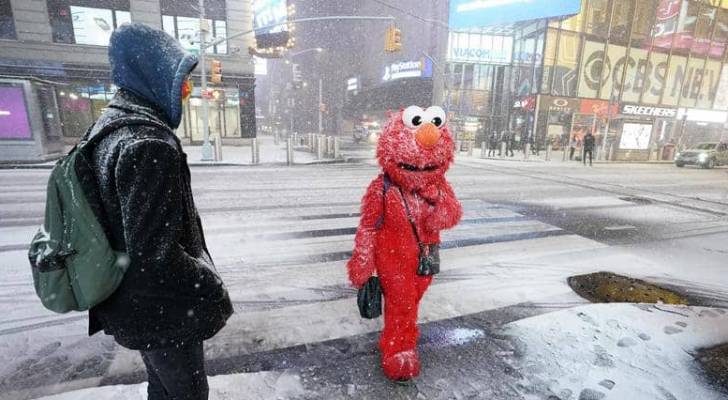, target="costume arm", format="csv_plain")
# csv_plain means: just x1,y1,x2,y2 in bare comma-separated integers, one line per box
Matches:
347,176,384,288
424,180,462,232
